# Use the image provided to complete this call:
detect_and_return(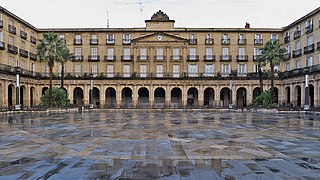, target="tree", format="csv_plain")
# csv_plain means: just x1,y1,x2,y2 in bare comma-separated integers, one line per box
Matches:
40,87,70,107
37,32,65,107
56,46,73,89
256,54,267,94
258,40,286,104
